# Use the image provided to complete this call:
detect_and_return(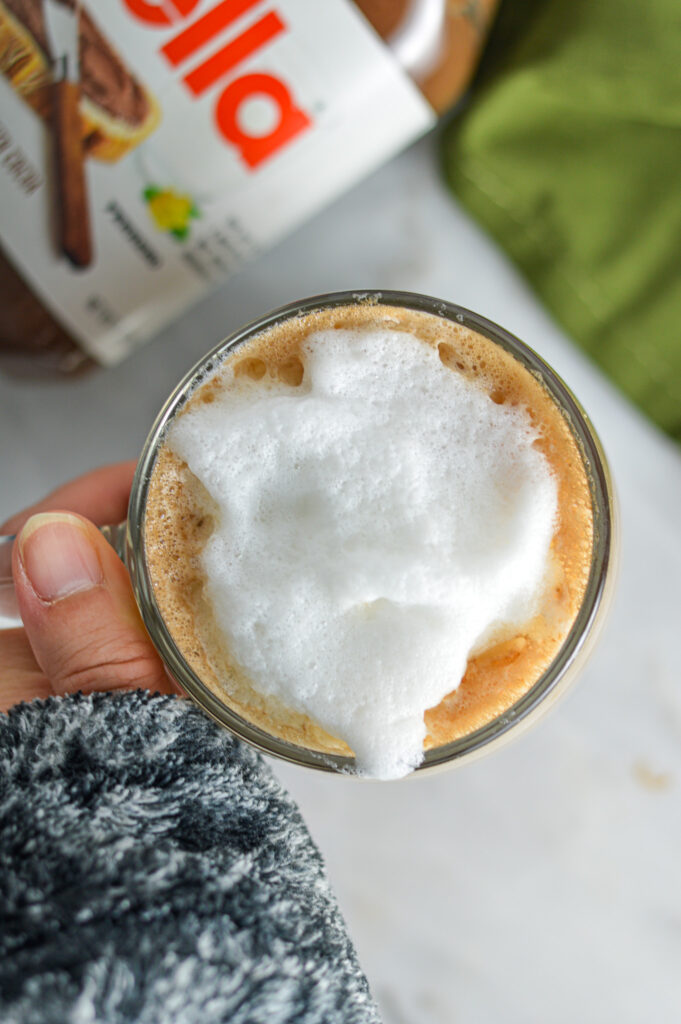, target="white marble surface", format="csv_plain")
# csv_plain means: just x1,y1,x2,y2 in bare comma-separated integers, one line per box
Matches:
2,134,681,1022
